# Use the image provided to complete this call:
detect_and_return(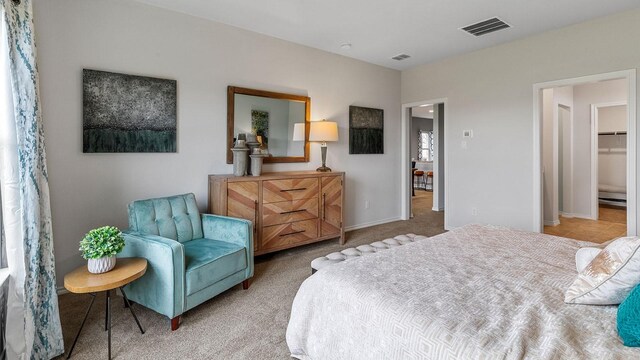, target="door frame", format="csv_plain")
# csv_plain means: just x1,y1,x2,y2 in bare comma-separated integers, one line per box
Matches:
401,98,449,230
591,101,628,220
532,69,637,234
557,103,573,219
